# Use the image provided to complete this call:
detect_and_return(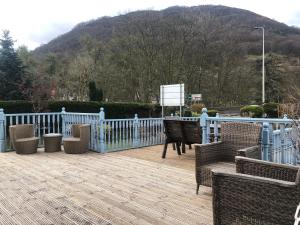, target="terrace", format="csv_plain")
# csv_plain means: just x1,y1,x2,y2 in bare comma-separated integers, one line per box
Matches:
0,145,213,225
0,107,299,225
